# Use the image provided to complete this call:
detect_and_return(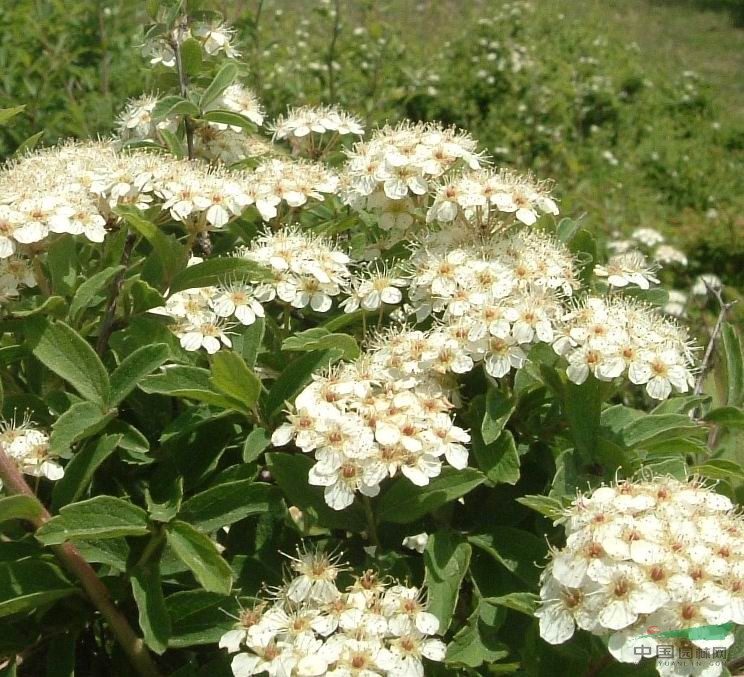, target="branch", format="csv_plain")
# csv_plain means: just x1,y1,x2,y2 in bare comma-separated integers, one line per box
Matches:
326,0,341,102
0,446,161,677
96,231,136,356
172,16,194,161
693,281,737,396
